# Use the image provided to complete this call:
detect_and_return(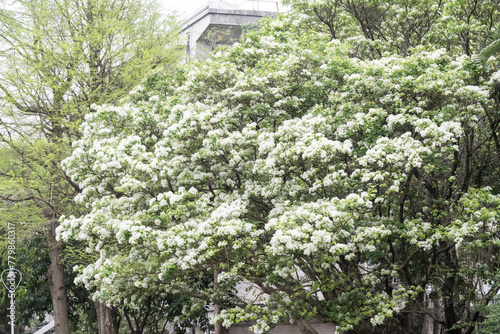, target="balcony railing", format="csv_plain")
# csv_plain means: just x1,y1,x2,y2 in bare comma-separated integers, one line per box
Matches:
184,0,280,23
